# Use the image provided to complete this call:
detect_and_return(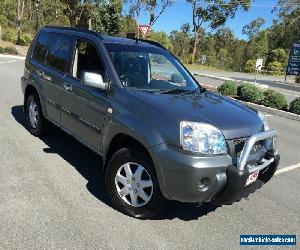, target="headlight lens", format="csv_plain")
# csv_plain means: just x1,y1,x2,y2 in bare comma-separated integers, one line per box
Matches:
180,121,227,154
258,112,269,130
